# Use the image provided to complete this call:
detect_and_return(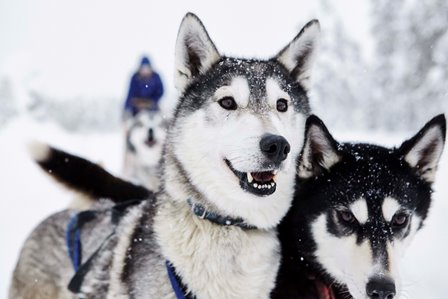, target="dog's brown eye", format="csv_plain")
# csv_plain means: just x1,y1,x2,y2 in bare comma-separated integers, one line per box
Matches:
218,97,237,110
276,99,288,112
392,213,409,228
337,210,356,224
